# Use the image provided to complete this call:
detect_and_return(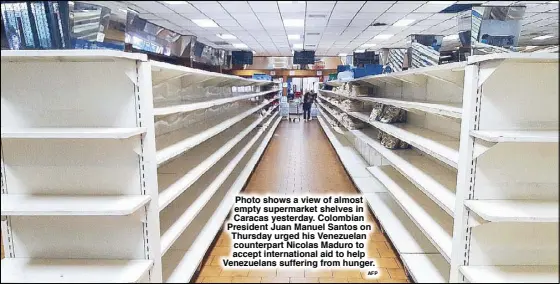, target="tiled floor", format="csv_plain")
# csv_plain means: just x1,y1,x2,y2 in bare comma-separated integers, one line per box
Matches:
193,120,409,283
